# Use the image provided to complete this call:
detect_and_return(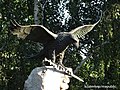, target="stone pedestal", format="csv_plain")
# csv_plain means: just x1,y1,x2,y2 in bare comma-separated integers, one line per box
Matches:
24,66,70,90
